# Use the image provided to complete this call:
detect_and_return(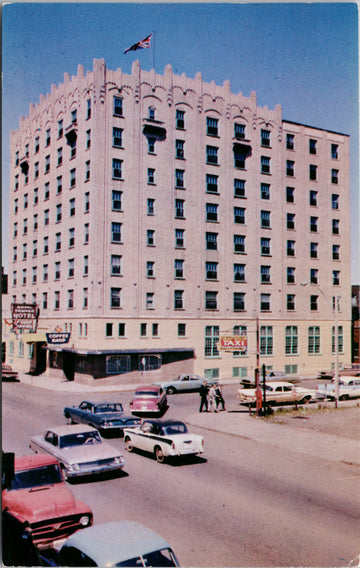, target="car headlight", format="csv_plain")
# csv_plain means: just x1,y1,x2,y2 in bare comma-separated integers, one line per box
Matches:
79,515,91,527
114,456,123,465
68,463,80,471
